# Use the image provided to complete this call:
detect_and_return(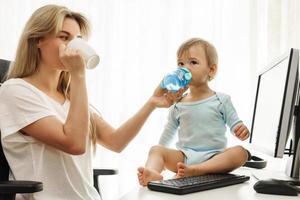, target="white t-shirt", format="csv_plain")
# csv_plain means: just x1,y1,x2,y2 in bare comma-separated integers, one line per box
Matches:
0,78,101,200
